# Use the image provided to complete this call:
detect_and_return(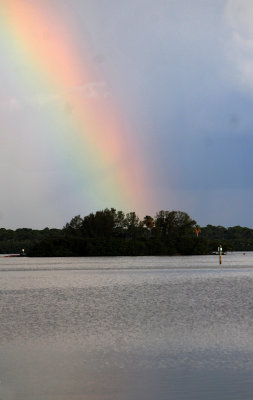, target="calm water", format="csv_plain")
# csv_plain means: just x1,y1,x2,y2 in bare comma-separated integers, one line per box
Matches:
1,253,253,399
